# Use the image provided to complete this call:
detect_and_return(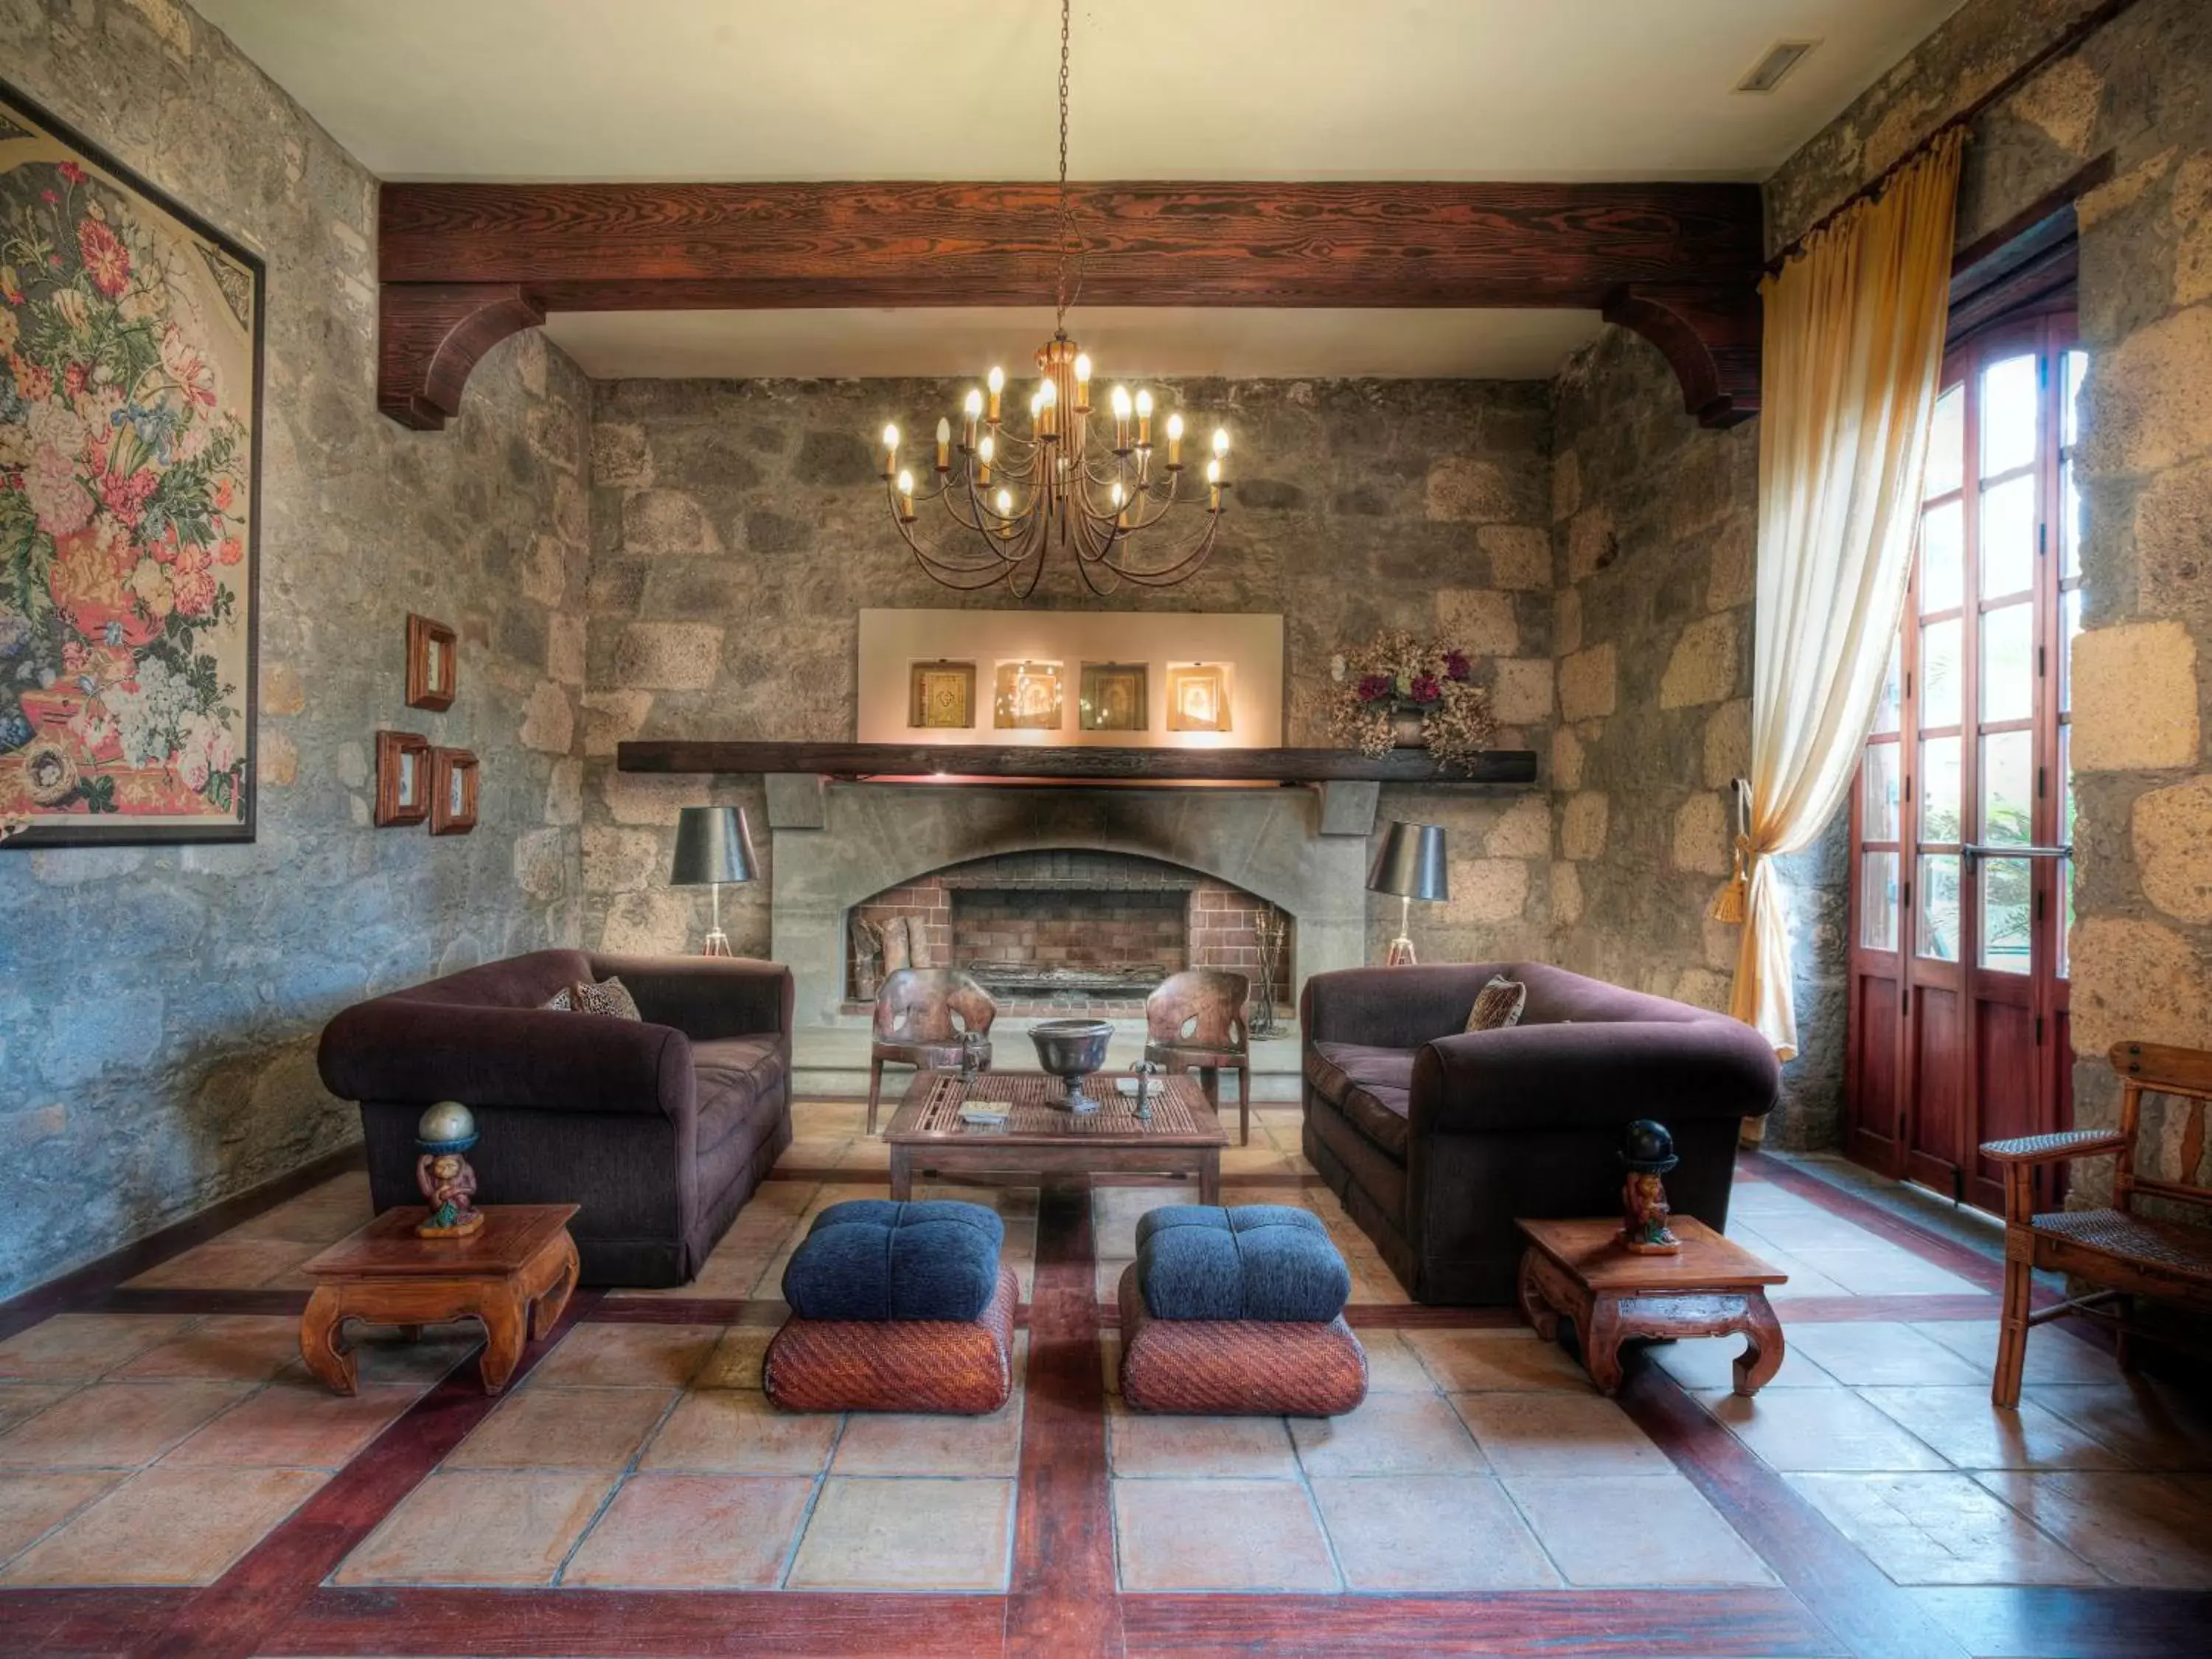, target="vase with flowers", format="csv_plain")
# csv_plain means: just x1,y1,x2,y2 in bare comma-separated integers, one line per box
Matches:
1326,631,1497,773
